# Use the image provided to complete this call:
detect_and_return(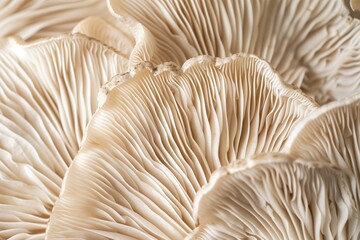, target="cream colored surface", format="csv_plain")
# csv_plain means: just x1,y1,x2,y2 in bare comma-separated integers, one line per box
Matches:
0,0,359,238
188,154,360,239
285,93,360,208
47,54,316,239
0,0,111,41
0,34,128,239
109,0,360,104
72,16,158,70
72,17,135,57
